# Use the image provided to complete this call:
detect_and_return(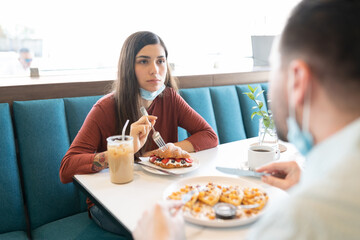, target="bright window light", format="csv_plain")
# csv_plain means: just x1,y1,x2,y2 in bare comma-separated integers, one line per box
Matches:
0,0,300,76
